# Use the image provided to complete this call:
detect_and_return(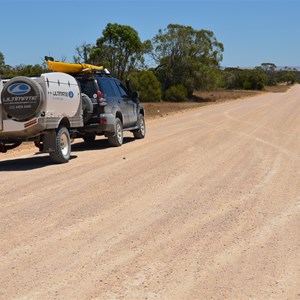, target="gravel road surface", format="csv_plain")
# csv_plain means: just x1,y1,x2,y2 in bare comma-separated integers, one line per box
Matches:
0,86,299,299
